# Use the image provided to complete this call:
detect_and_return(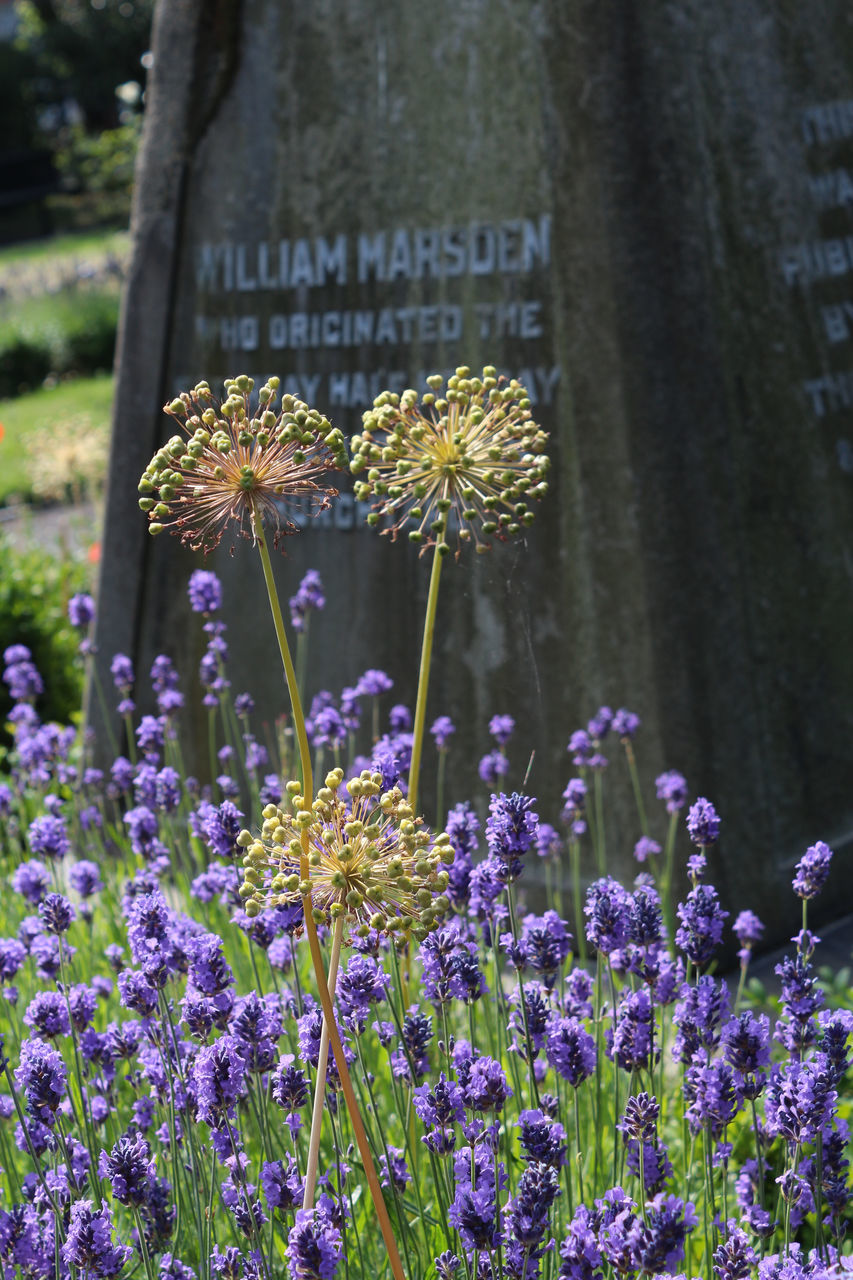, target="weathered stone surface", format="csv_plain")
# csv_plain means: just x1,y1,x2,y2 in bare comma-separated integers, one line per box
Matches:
94,0,853,949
